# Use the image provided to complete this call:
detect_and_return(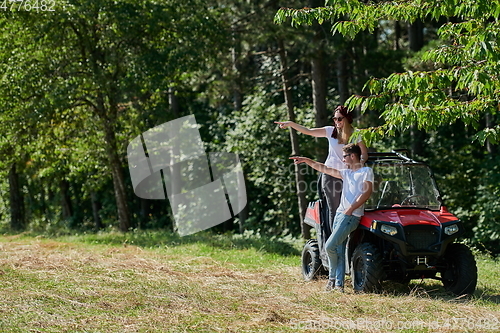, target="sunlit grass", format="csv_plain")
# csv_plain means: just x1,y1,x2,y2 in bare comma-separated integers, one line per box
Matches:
0,231,499,332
